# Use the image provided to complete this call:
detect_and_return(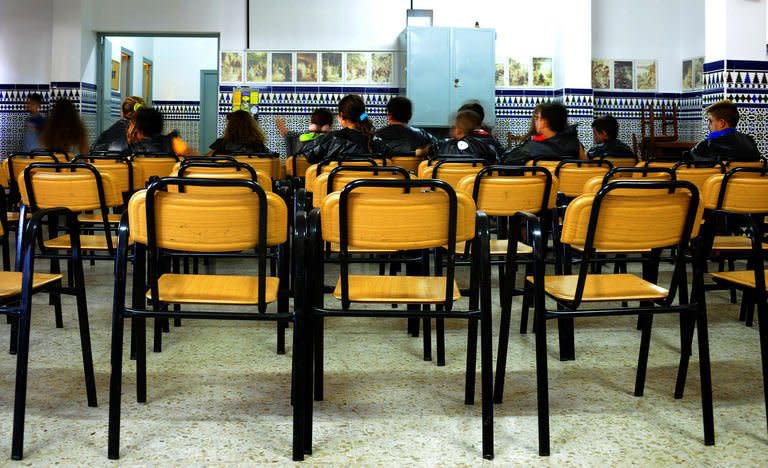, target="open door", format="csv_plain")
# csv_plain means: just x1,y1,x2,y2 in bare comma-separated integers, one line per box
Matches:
199,69,218,154
97,35,114,135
